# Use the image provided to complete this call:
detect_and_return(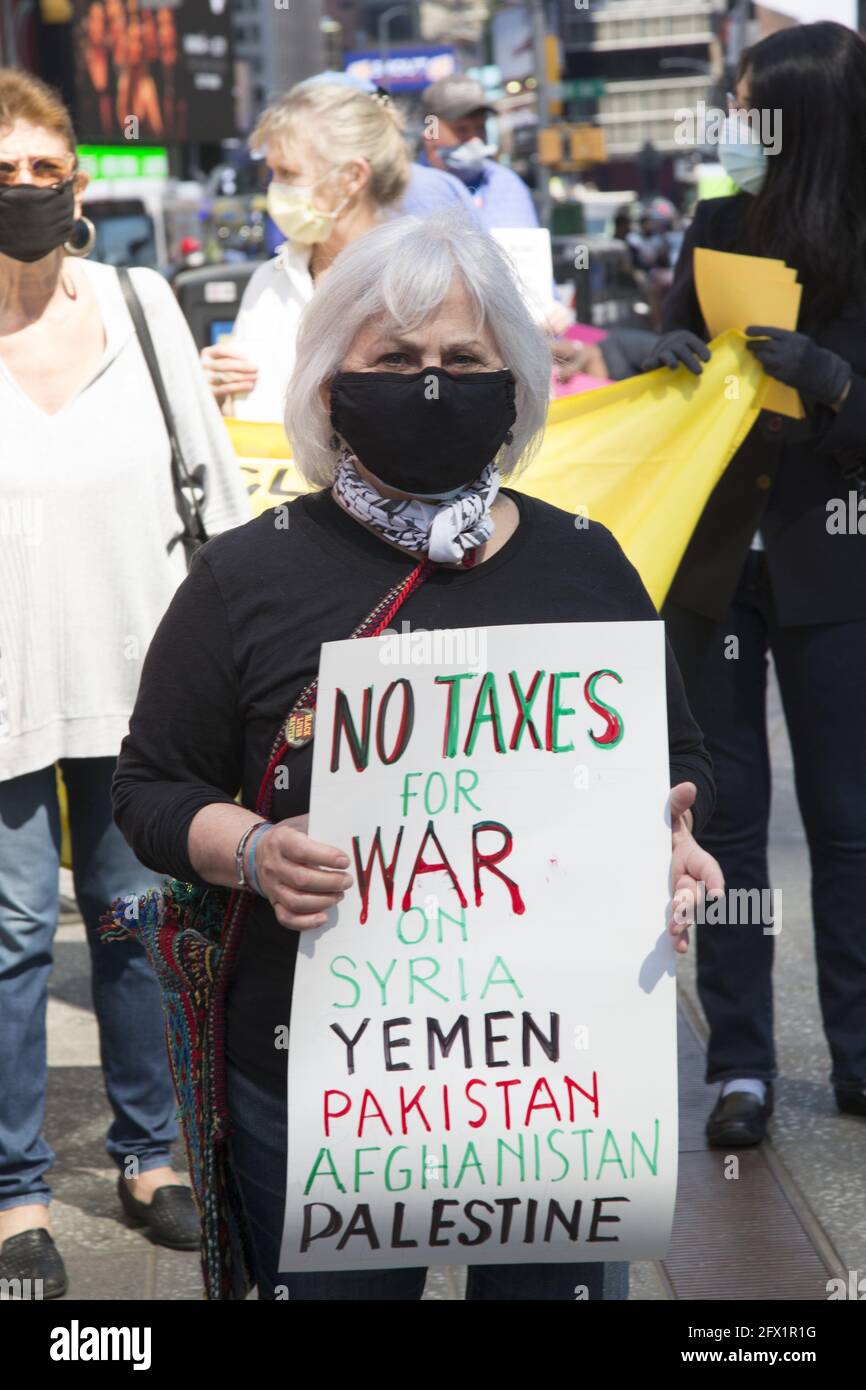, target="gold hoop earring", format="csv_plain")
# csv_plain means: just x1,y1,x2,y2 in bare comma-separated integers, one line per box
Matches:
64,216,96,258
